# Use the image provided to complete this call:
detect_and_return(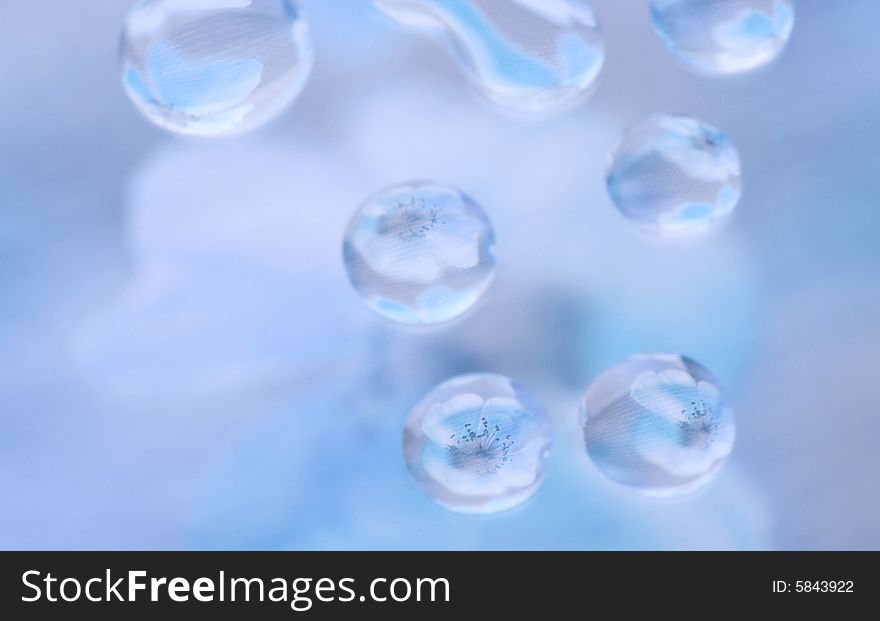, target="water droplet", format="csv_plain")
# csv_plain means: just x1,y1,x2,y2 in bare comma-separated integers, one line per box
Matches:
606,114,741,238
583,353,735,498
343,182,496,326
651,0,794,75
373,0,605,115
404,373,551,513
120,0,314,136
